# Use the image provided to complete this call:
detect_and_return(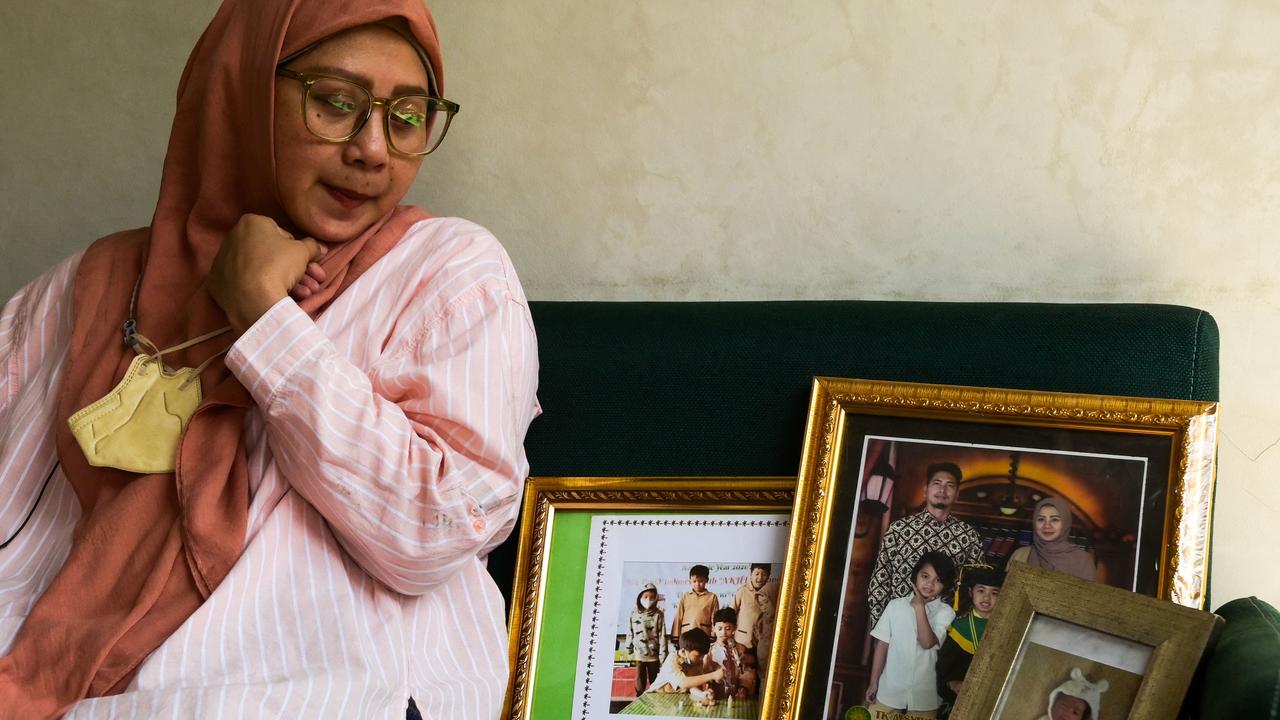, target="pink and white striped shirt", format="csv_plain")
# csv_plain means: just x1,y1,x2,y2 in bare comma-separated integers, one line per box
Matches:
0,217,539,718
